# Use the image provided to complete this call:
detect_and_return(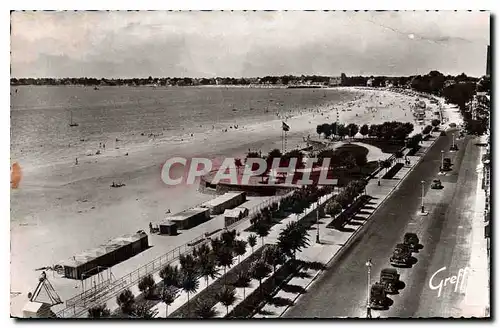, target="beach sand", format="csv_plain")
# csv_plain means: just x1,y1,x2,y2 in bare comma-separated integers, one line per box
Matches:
10,87,437,316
